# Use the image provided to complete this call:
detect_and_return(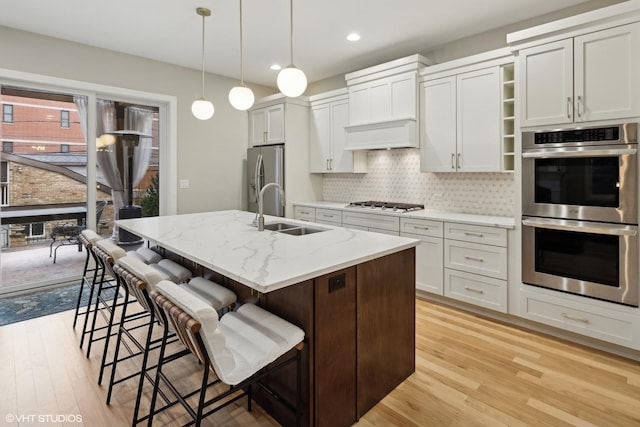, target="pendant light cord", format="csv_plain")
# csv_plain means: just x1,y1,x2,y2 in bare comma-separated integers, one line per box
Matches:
289,0,294,66
240,0,245,85
200,12,206,97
